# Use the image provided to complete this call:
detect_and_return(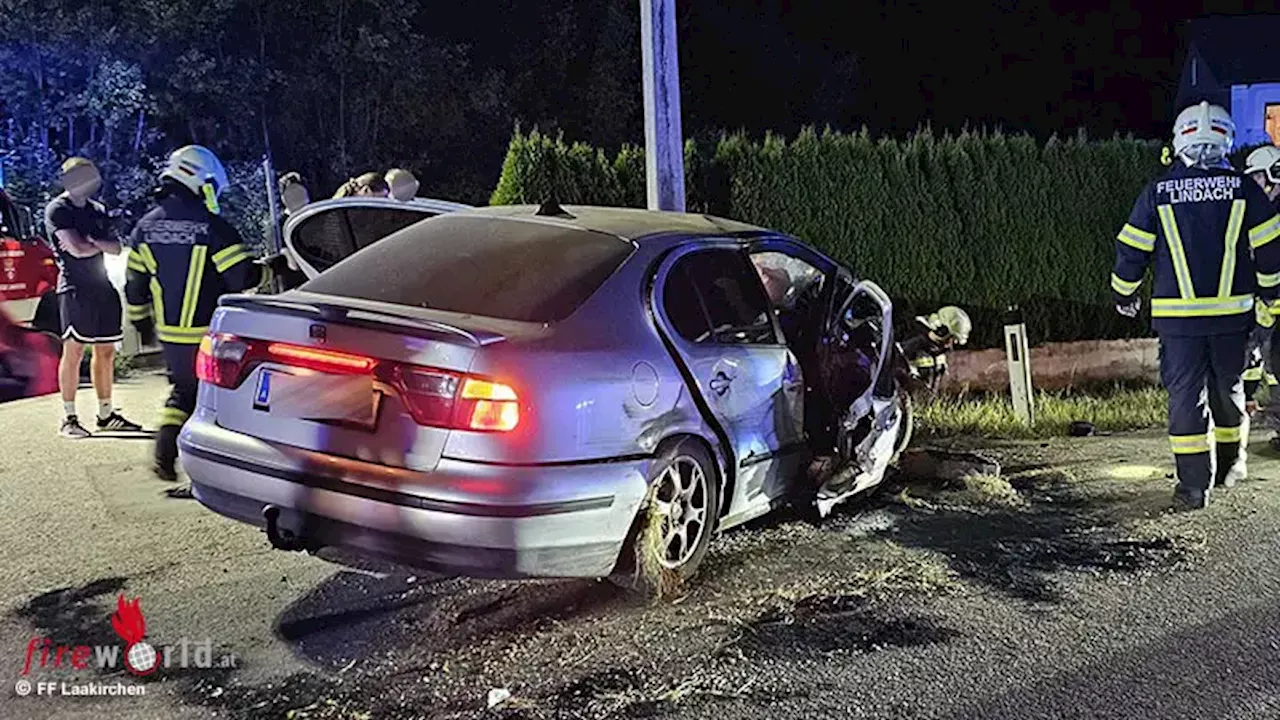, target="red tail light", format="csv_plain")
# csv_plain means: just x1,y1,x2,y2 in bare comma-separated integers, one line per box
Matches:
265,342,375,373
196,334,252,388
391,365,461,428
196,332,521,432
